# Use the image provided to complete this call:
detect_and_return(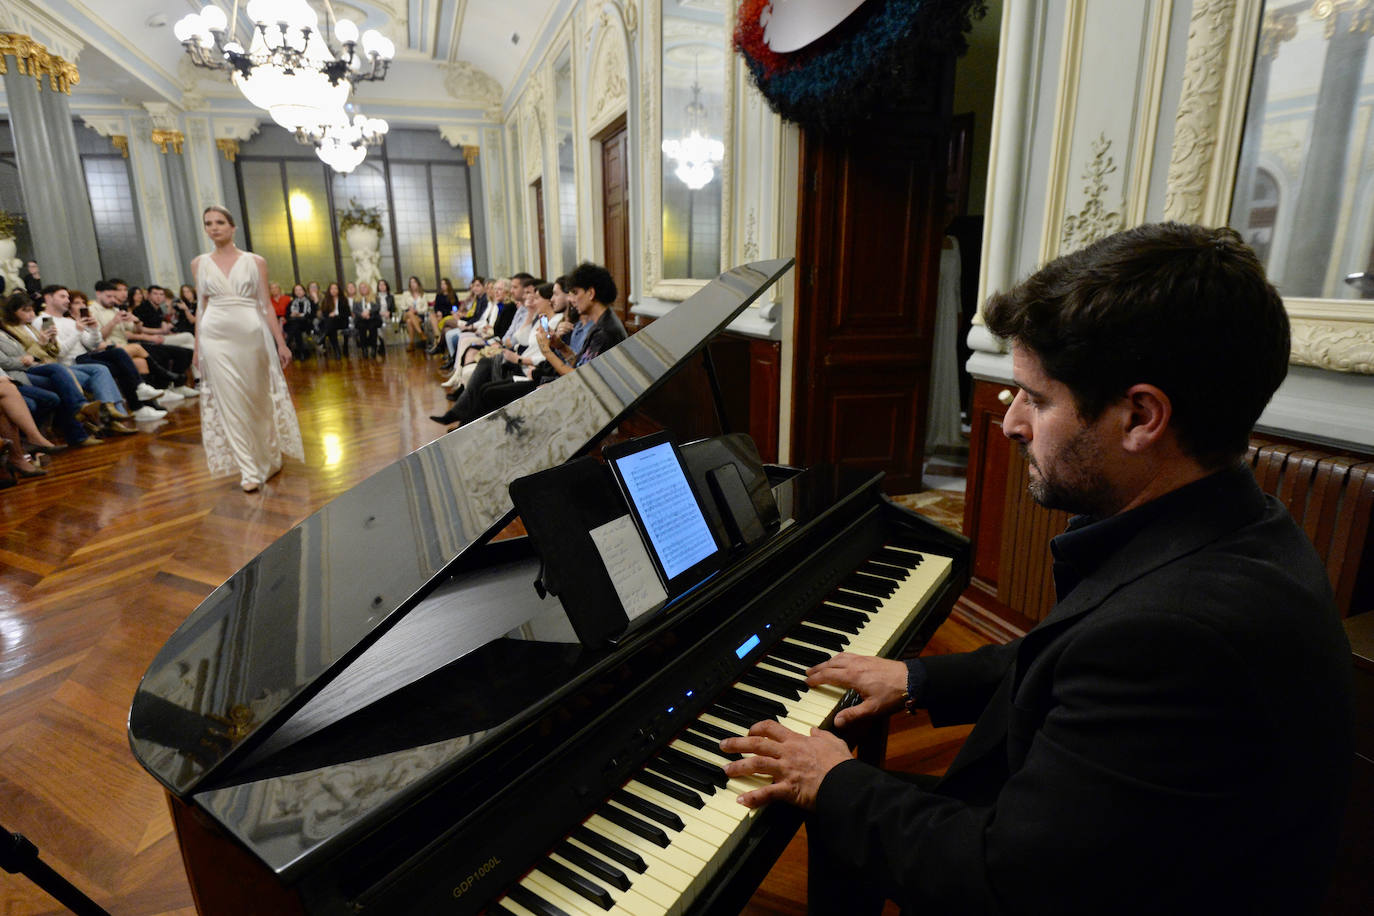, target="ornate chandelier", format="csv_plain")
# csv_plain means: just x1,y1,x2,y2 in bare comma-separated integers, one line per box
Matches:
661,82,723,191
305,111,389,174
173,1,396,132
